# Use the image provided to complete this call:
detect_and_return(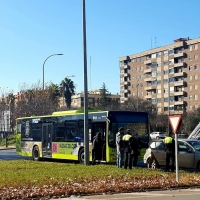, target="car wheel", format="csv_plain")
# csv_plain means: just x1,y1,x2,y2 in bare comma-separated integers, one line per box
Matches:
78,148,85,164
147,154,159,169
